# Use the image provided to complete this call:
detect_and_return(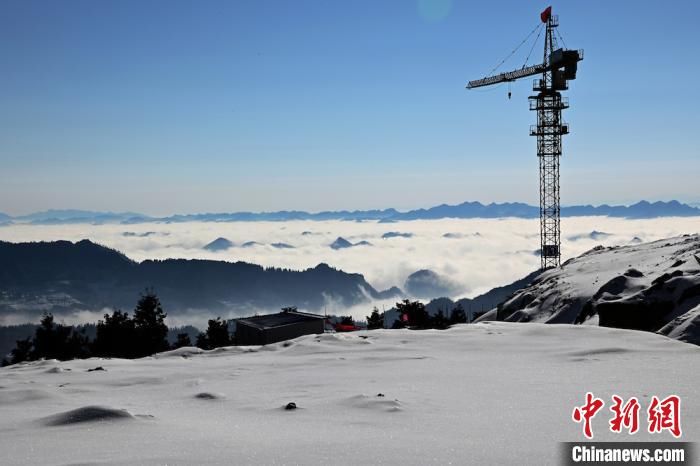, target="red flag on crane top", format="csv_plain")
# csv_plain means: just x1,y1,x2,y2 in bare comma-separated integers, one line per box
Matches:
540,6,552,23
